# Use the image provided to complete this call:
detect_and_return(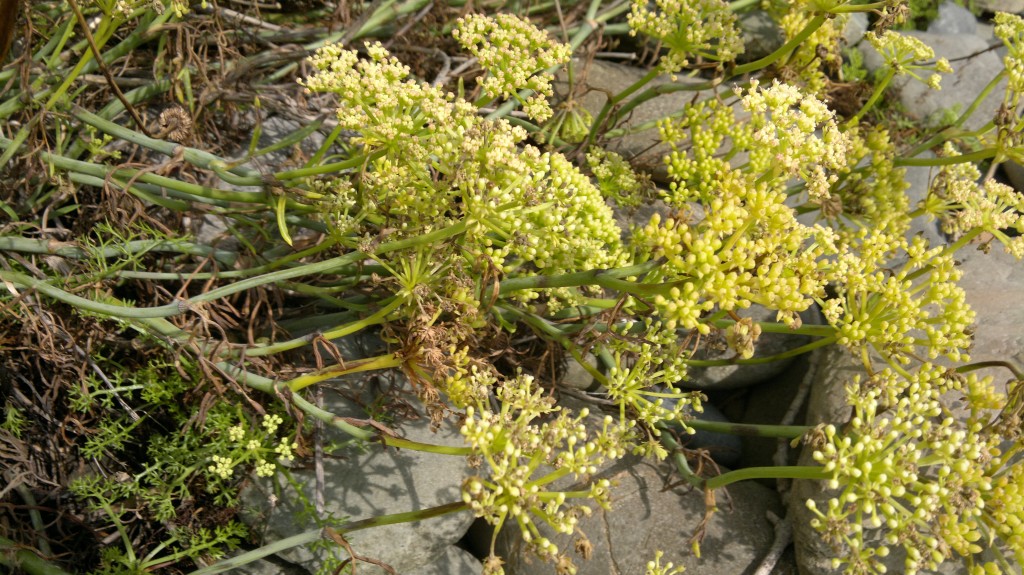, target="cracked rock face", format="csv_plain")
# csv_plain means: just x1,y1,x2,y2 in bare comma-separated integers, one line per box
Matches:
239,371,476,575
490,455,793,574
790,248,1024,575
